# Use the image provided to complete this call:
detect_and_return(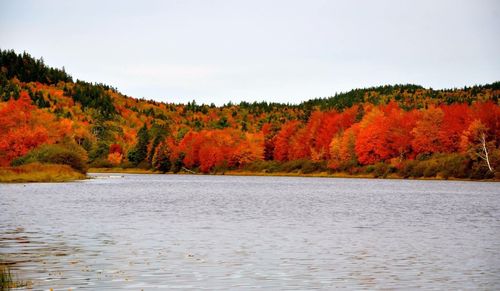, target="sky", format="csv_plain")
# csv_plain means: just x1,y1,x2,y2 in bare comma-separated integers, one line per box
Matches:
1,0,499,105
